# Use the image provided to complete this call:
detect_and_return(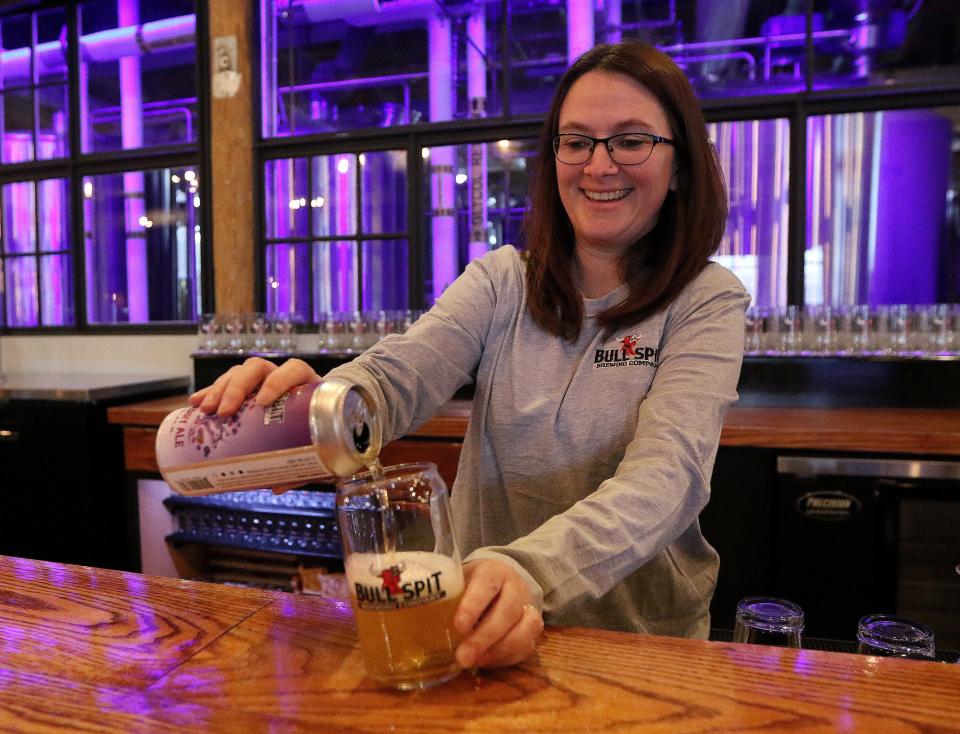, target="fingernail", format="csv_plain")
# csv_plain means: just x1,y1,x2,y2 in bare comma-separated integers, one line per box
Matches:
456,647,474,669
